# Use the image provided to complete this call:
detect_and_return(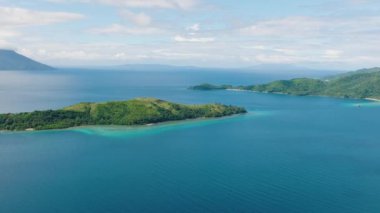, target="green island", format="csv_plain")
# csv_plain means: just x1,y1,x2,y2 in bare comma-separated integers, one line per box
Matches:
0,98,246,131
190,67,380,100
